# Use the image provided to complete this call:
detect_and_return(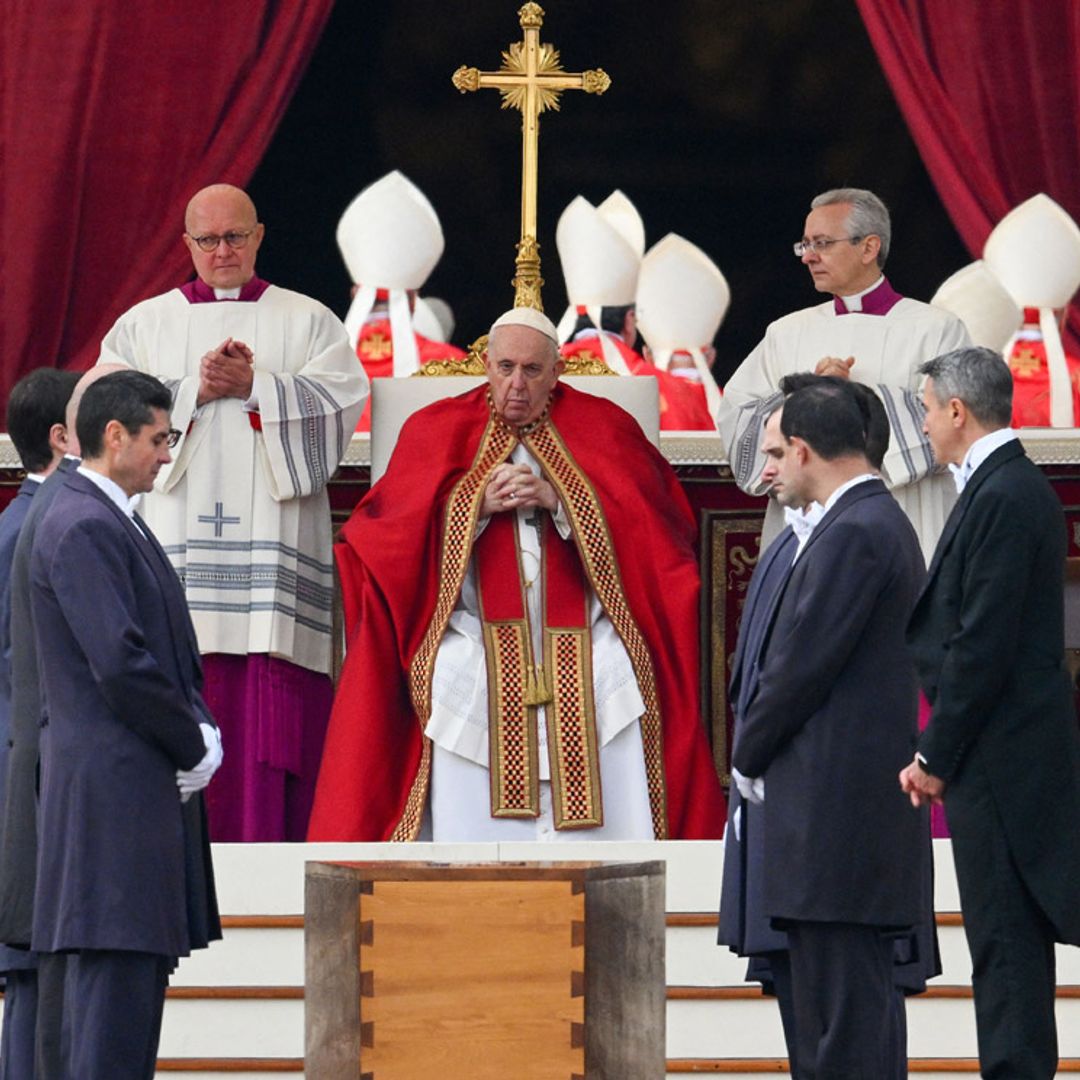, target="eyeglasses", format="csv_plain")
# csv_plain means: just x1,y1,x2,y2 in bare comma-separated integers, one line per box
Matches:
166,428,183,448
189,229,257,253
793,235,864,257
